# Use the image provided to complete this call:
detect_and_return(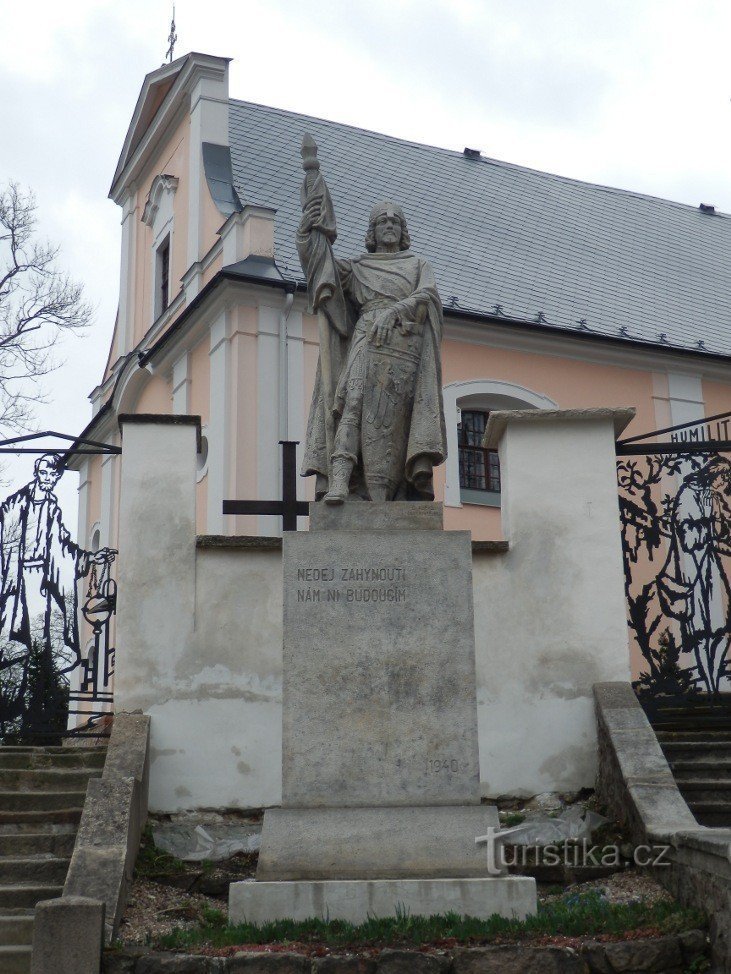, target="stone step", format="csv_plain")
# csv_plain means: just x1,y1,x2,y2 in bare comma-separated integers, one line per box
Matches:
0,808,82,828
687,800,731,827
0,885,63,909
0,792,86,813
660,740,731,758
0,832,75,857
0,857,70,885
669,759,731,779
0,748,106,771
0,944,32,974
0,768,99,792
677,779,731,802
0,912,34,945
653,719,731,733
